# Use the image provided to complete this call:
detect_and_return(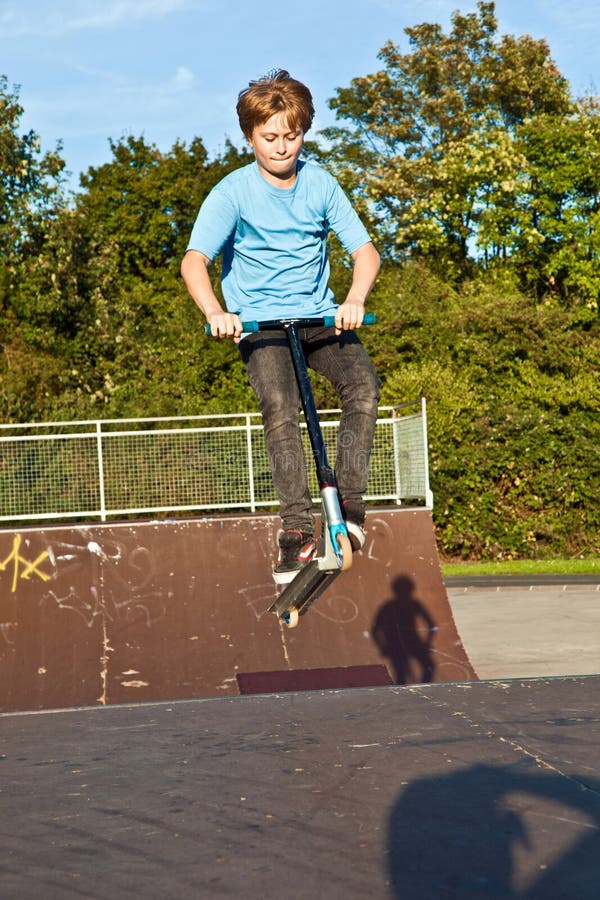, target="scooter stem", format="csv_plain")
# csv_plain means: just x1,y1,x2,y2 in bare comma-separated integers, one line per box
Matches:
283,322,347,563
